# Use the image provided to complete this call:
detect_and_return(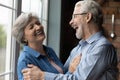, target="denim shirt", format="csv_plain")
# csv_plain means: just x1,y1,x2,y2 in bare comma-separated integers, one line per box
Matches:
44,32,117,80
17,45,64,80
